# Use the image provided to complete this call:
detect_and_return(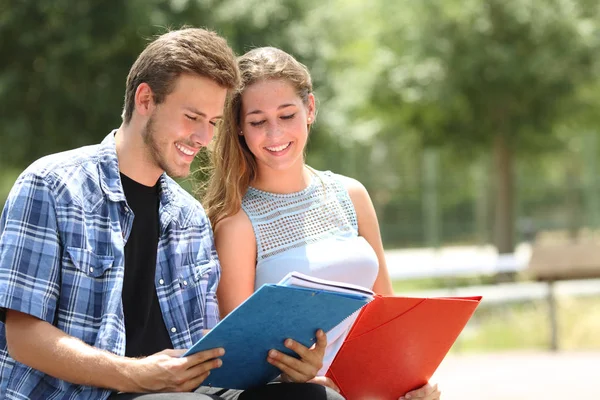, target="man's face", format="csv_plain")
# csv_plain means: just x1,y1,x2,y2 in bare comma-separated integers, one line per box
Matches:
142,74,227,178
